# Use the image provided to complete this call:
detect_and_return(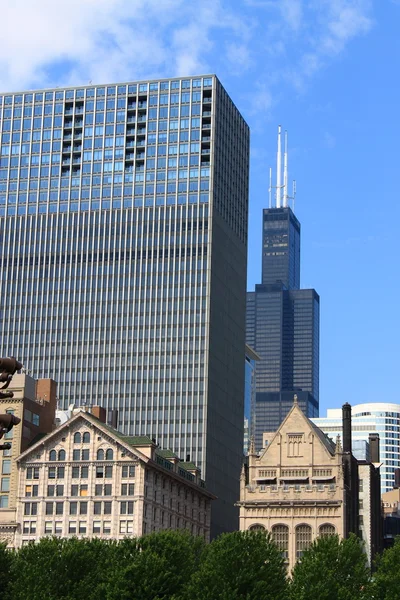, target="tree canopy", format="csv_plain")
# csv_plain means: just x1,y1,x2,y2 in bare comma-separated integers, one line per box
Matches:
289,534,370,600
